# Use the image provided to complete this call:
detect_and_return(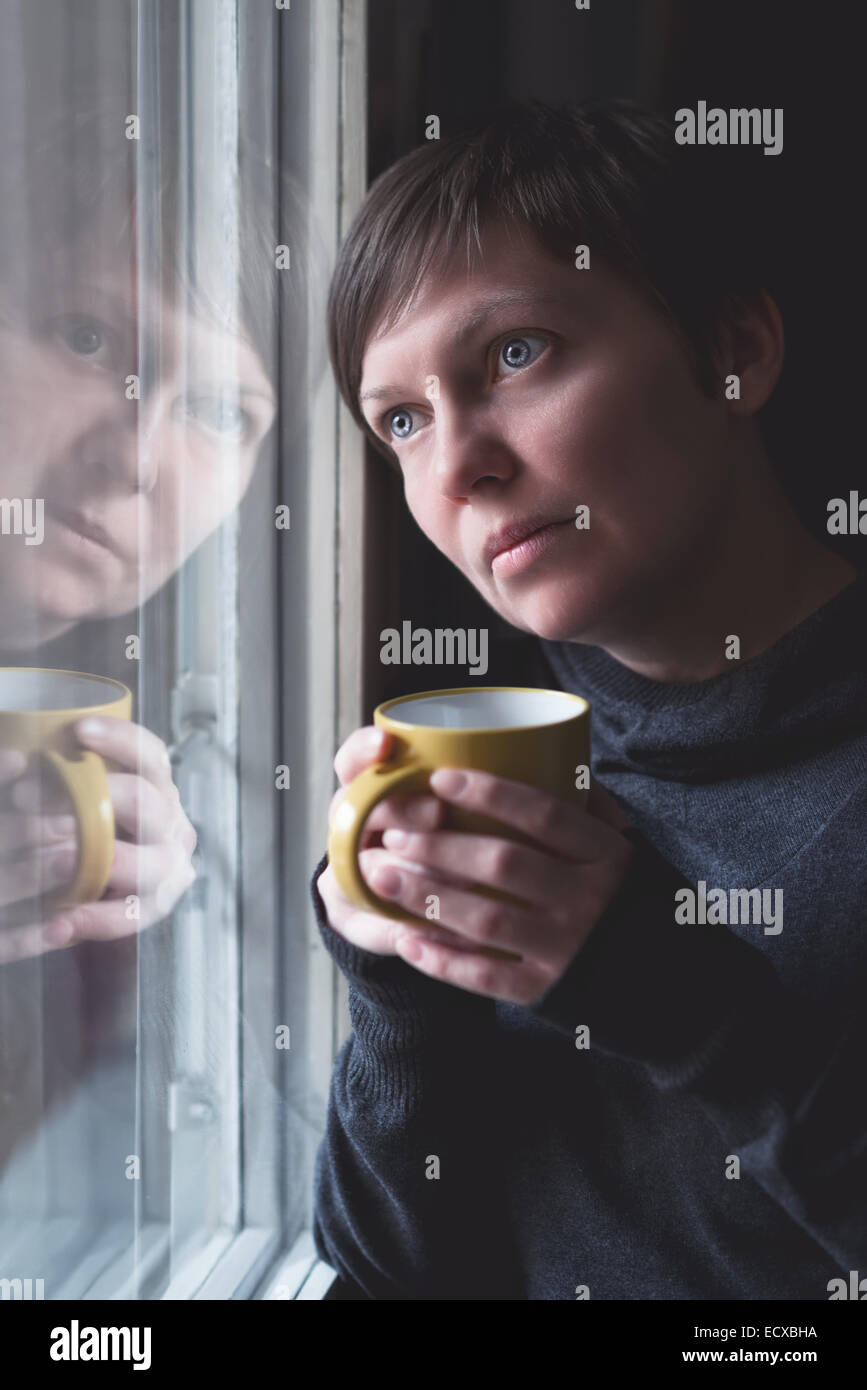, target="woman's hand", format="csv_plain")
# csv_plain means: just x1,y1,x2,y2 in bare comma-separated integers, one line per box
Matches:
317,726,484,957
317,728,635,1001
364,767,635,1004
0,718,196,964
